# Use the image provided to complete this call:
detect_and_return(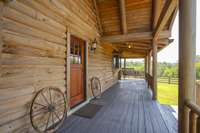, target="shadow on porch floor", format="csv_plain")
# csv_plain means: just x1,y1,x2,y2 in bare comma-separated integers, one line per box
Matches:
58,79,177,133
